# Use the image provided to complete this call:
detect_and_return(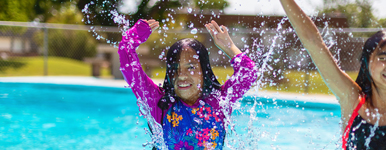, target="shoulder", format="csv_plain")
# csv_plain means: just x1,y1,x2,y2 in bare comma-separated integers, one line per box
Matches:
340,92,363,124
